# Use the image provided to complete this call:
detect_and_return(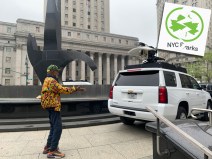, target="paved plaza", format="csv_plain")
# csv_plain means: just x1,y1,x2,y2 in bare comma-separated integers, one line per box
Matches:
0,123,153,159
